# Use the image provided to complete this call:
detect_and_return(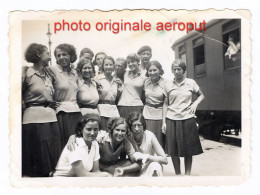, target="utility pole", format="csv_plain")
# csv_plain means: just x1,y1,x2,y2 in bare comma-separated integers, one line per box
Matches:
46,23,52,66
